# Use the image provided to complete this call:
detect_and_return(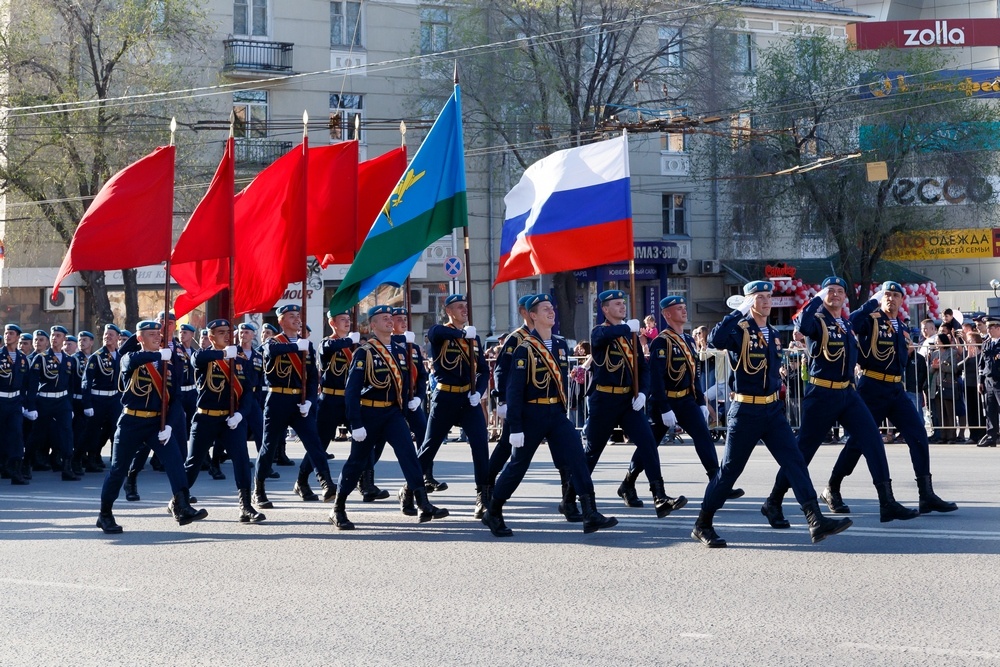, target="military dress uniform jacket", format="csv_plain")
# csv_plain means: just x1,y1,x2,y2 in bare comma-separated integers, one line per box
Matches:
344,338,410,429
0,346,34,403
263,335,319,404
238,345,264,402
505,333,570,434
426,324,488,396
319,336,356,395
83,346,121,400
796,296,858,386
119,350,179,414
492,325,531,405
390,335,428,400
72,350,89,400
27,349,84,411
191,349,251,414
589,322,649,396
979,338,1000,387
851,298,909,378
709,310,783,397
649,328,705,414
